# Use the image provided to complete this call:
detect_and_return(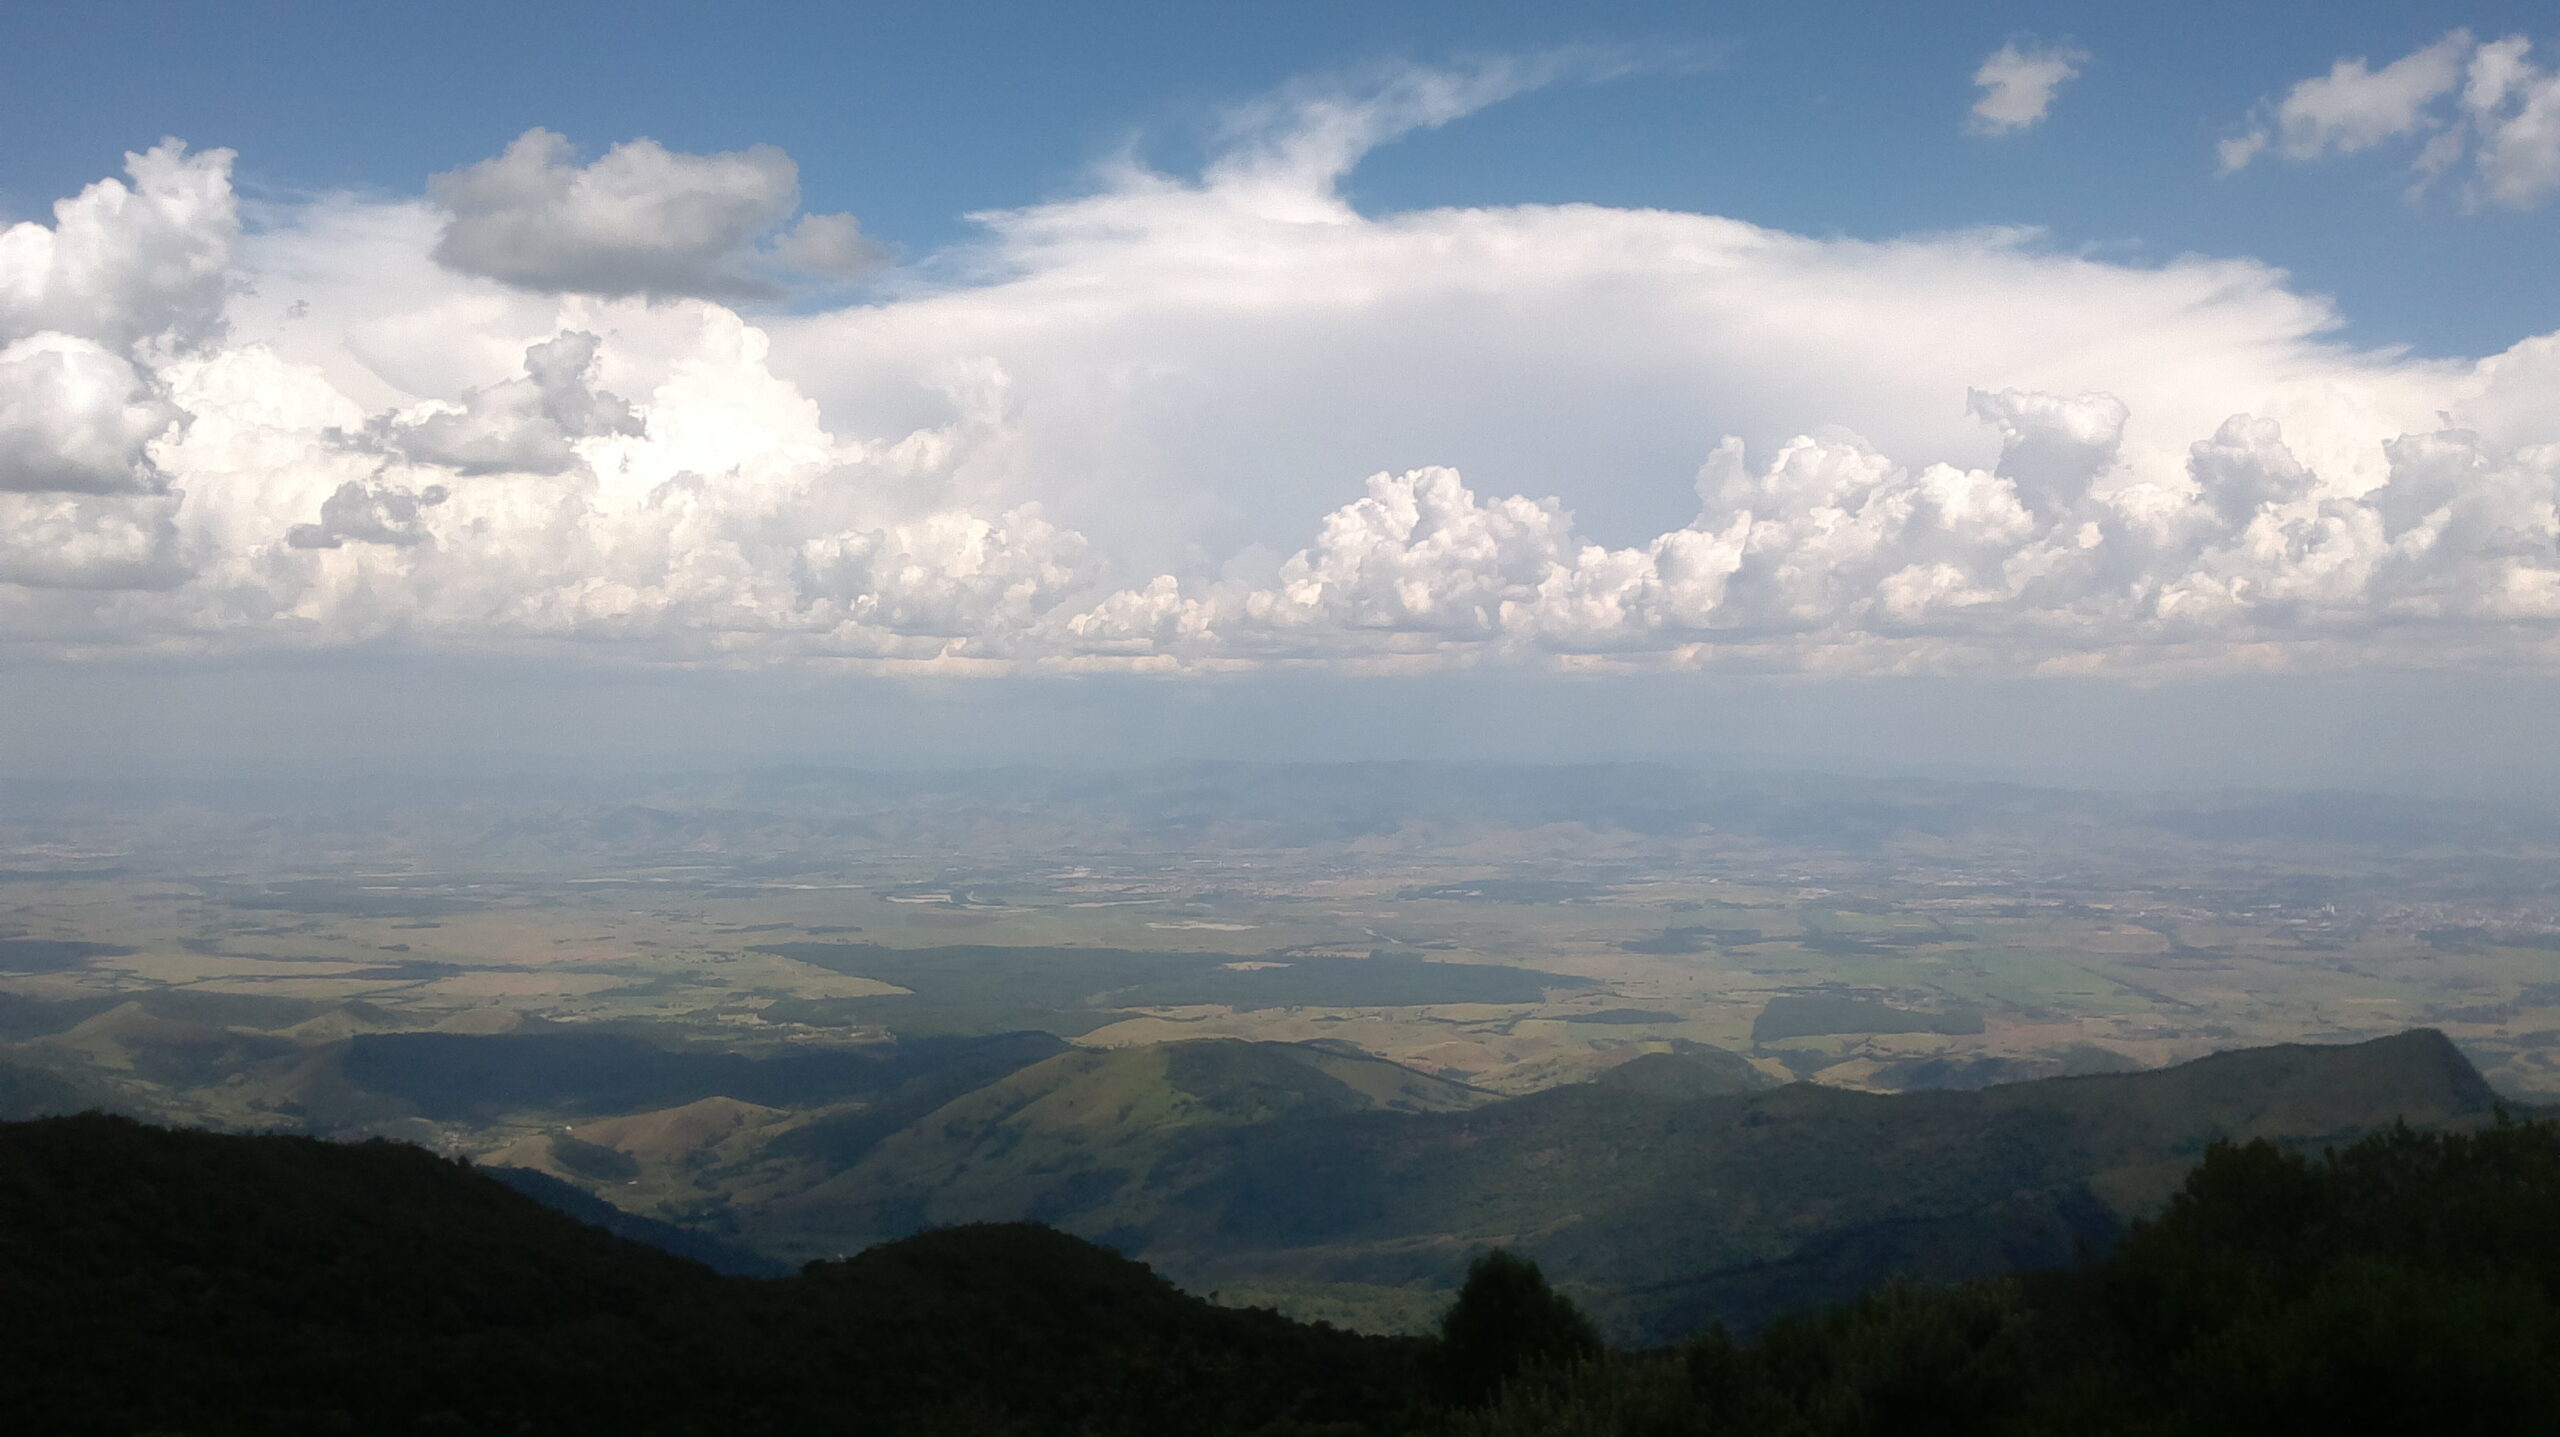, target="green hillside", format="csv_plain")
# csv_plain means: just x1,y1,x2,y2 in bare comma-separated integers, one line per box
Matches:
1586,1041,1780,1100
12,1089,2560,1432
748,1030,2499,1341
756,1038,1490,1257
5,997,2509,1349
